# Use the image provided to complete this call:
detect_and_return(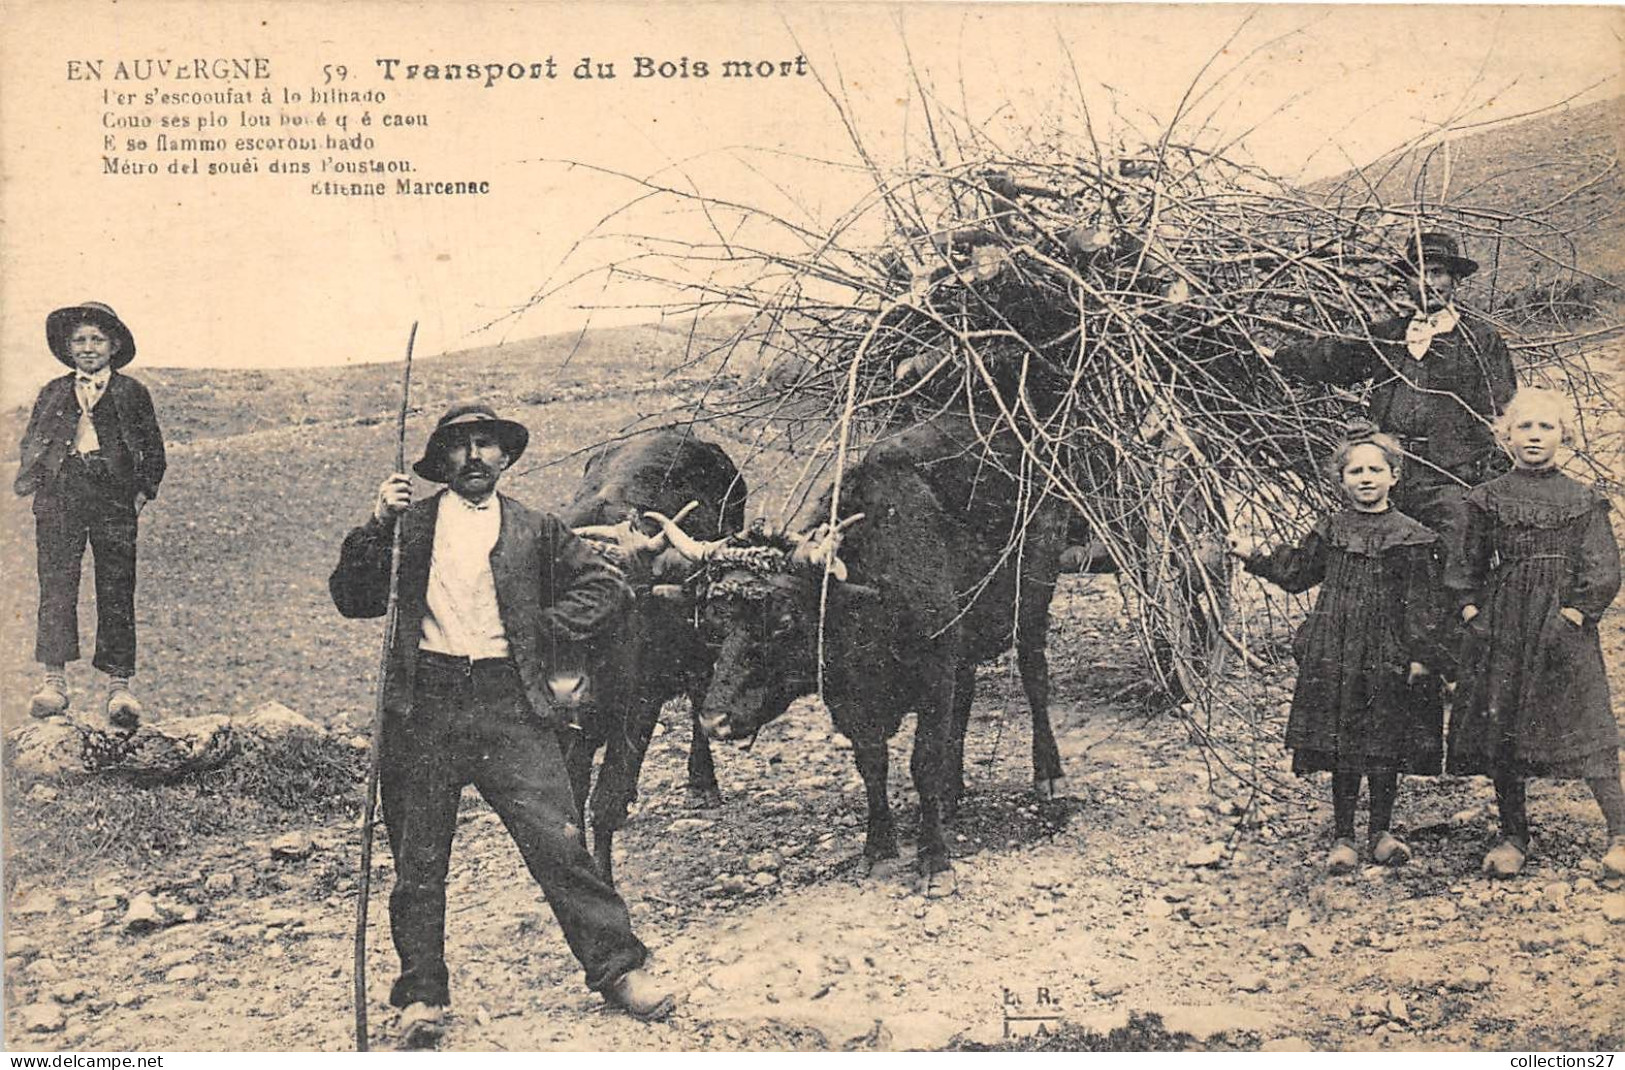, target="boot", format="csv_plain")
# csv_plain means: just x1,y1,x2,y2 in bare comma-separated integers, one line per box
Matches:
393,1003,446,1050
1482,838,1527,879
29,668,69,719
1371,831,1413,867
106,675,142,730
603,969,675,1021
1326,838,1358,874
1601,836,1625,879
